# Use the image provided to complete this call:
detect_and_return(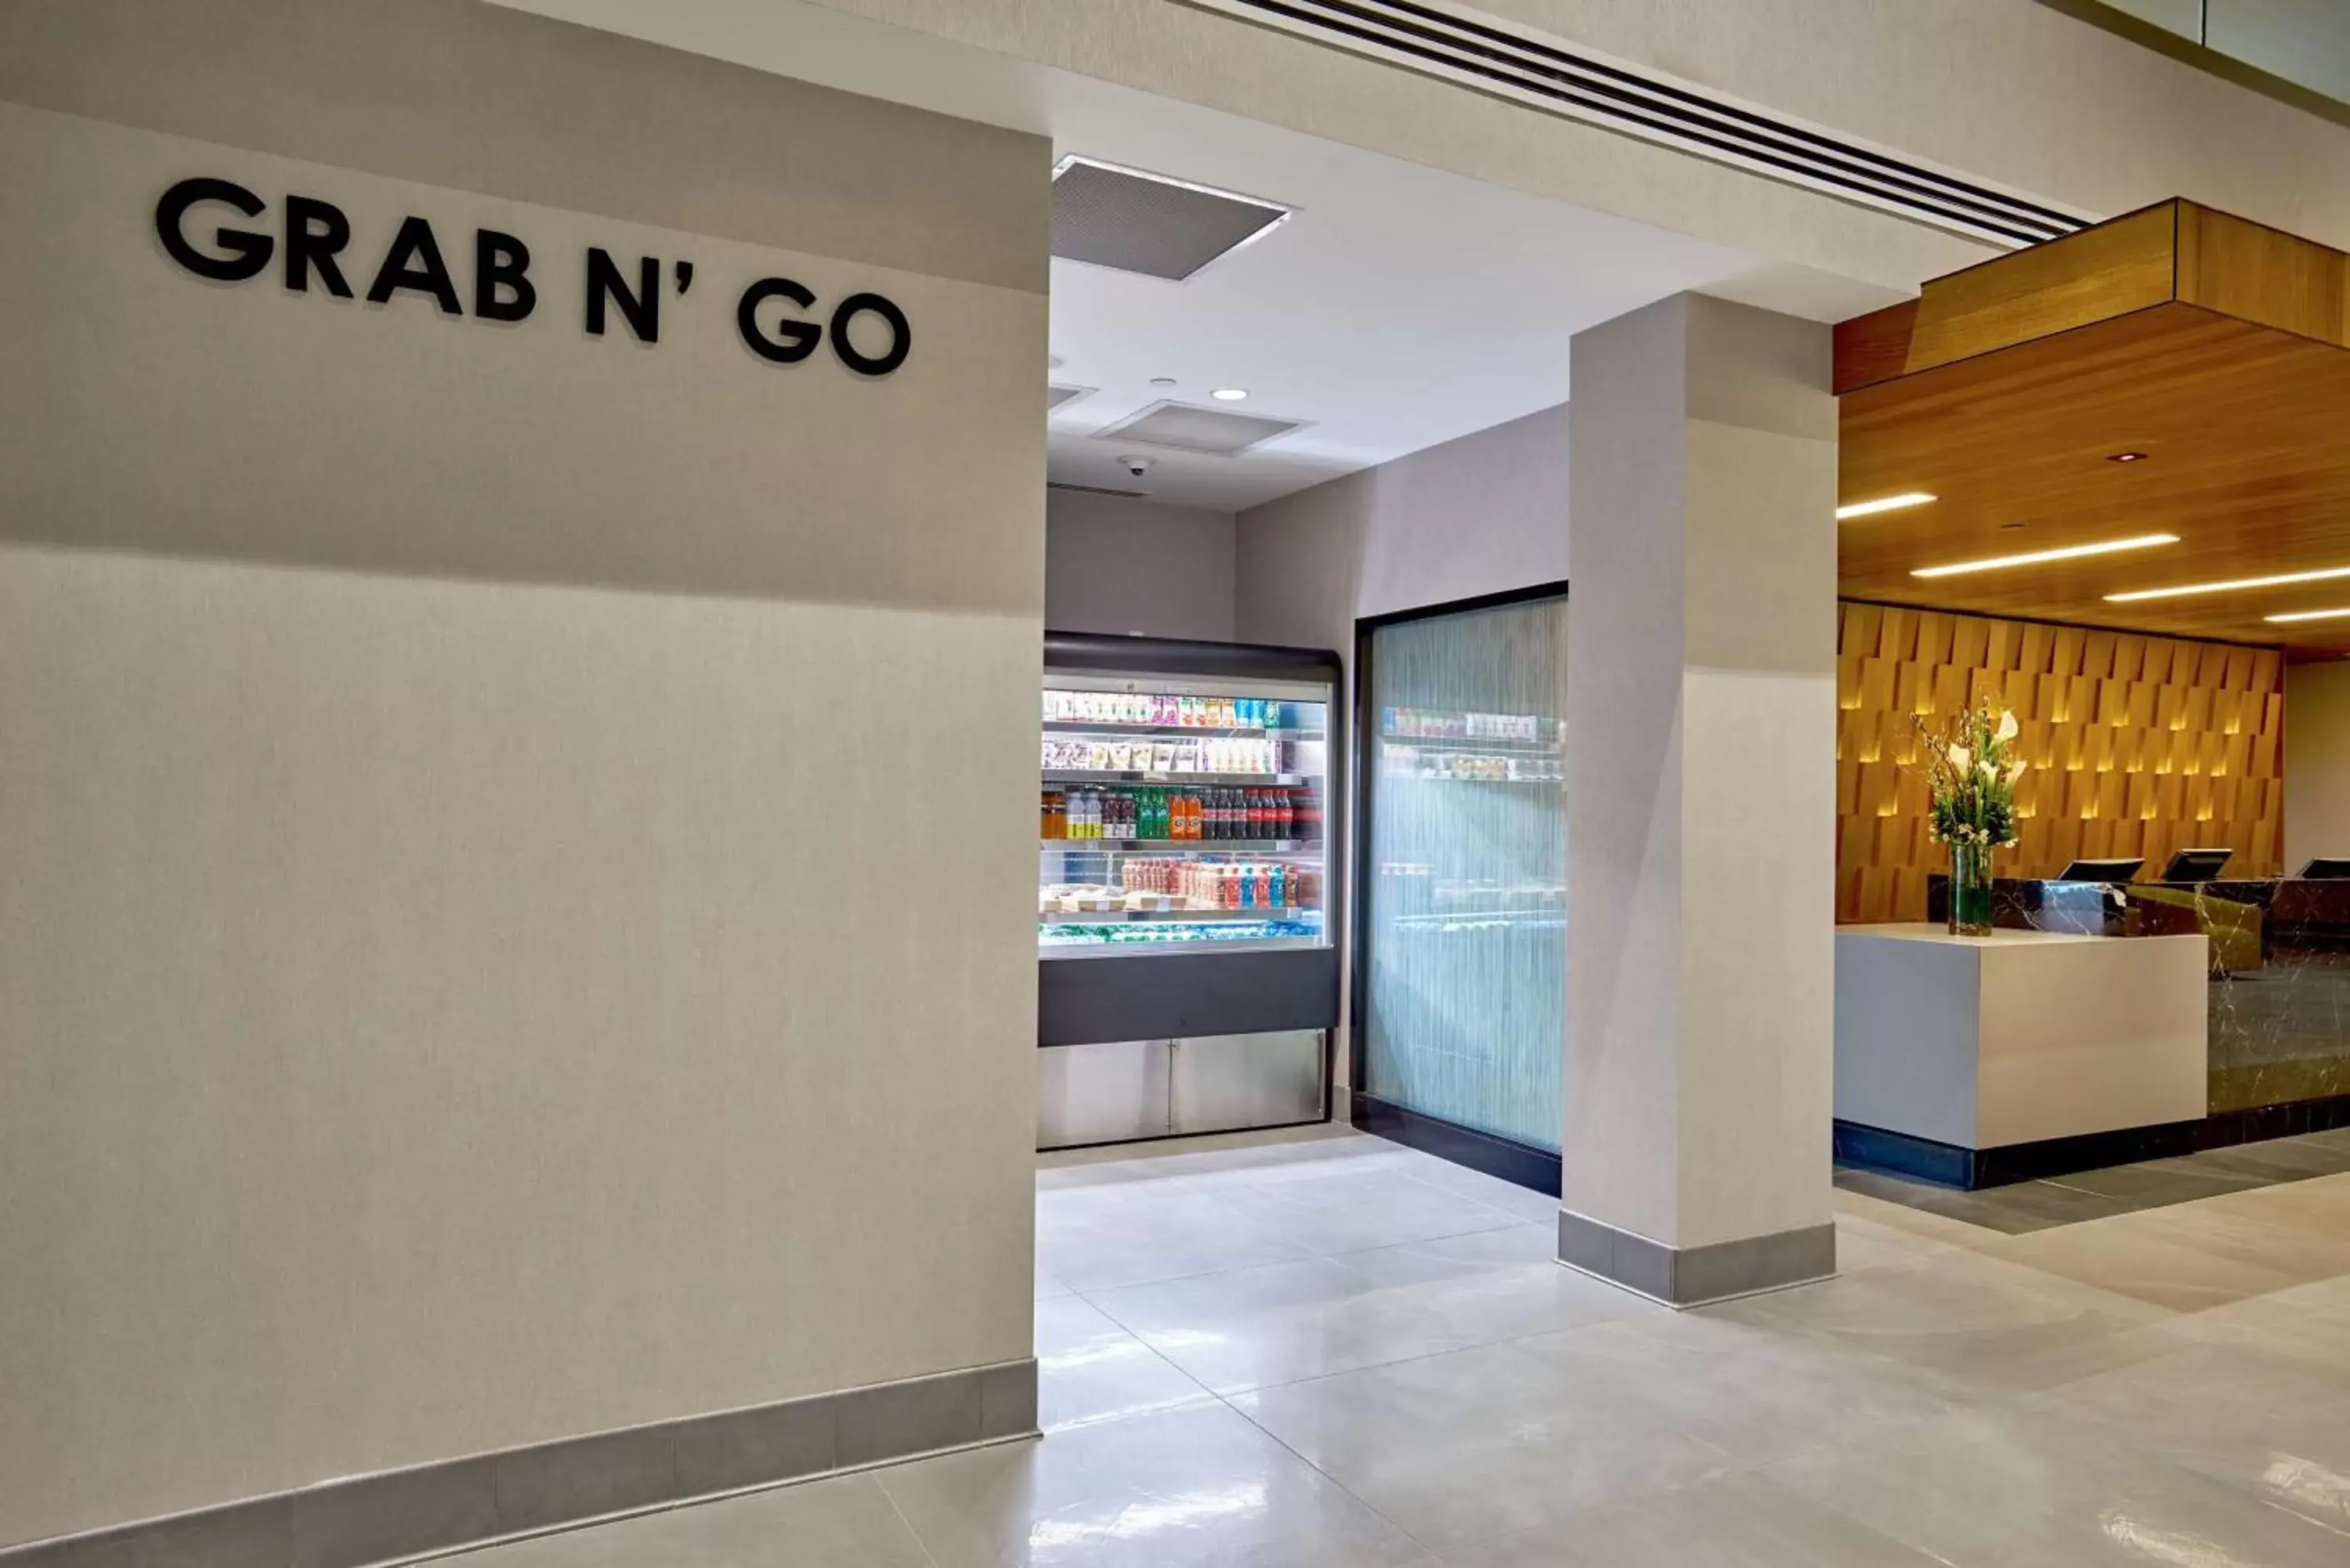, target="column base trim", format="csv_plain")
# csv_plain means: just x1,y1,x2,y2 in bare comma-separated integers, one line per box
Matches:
1556,1209,1835,1308
1,1358,1037,1568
